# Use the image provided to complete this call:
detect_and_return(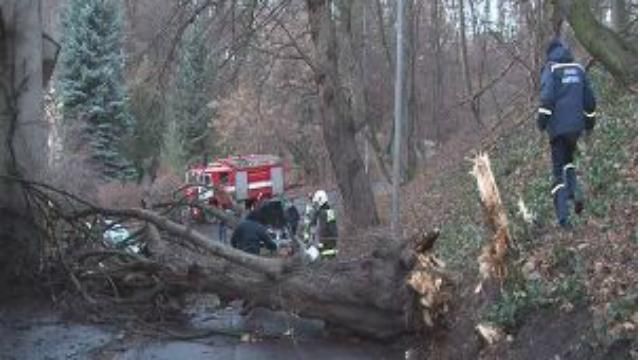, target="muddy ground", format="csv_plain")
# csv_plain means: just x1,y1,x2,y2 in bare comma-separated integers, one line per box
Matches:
0,295,406,360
